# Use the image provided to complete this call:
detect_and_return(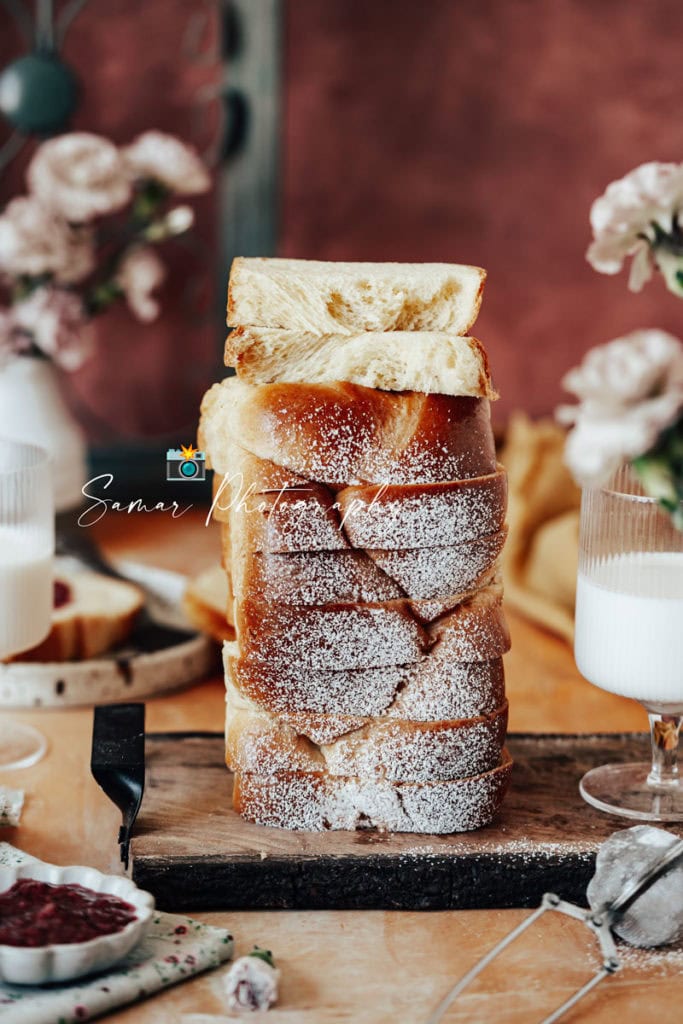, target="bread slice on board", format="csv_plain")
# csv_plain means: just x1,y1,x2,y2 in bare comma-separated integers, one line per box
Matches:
231,580,508,675
226,257,486,335
225,644,506,721
233,752,512,833
200,378,497,486
225,688,508,783
225,328,496,398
